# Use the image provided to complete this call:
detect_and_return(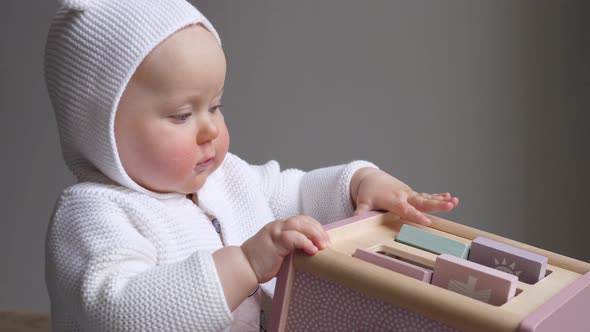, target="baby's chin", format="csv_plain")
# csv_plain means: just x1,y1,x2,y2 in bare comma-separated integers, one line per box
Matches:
184,166,220,193
134,176,205,195
140,157,224,195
